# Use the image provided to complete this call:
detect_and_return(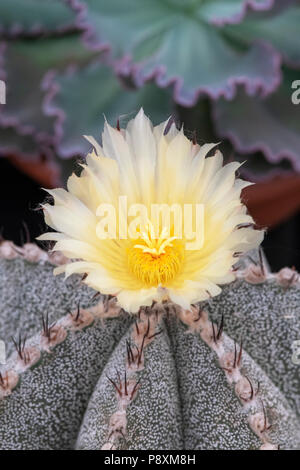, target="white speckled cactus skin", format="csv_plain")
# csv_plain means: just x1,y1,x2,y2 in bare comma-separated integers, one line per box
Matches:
0,245,299,450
